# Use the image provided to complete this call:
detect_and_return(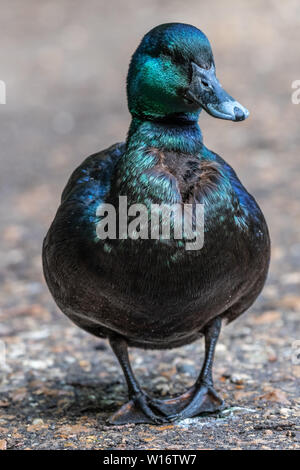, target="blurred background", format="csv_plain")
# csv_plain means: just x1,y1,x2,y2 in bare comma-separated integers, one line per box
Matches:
0,0,299,450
